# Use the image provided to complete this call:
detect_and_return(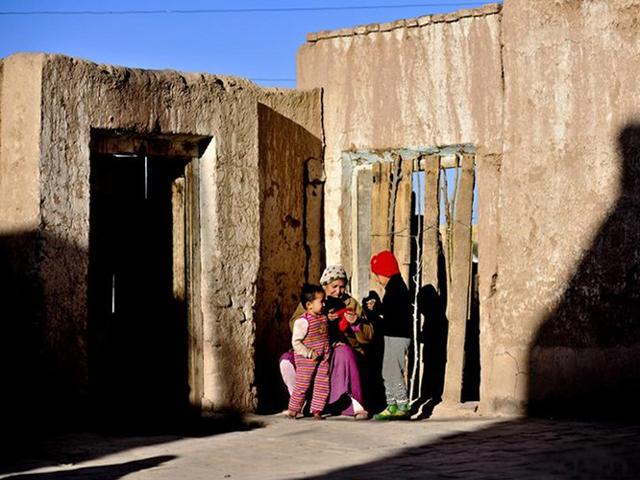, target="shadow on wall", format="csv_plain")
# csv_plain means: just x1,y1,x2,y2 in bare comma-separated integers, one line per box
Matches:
0,230,66,432
0,230,264,475
415,245,449,407
254,103,324,414
529,123,640,419
409,239,481,413
0,226,190,431
364,238,478,416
